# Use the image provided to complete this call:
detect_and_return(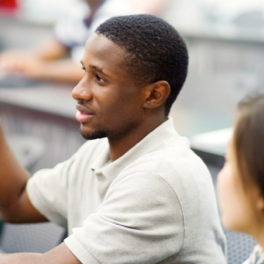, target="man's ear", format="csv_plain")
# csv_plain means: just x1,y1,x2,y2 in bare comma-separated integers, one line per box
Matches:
142,81,171,110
